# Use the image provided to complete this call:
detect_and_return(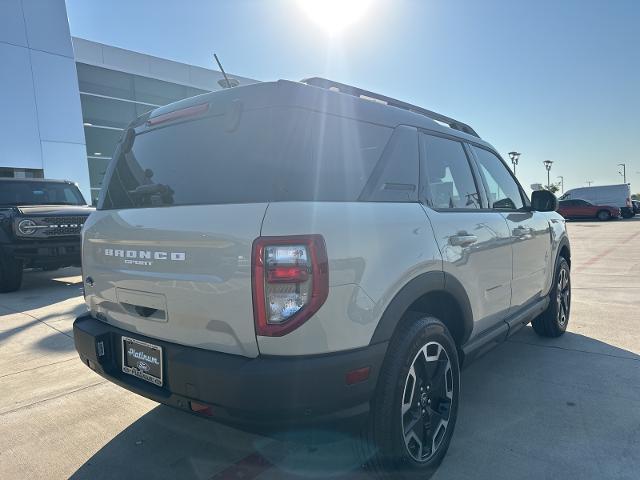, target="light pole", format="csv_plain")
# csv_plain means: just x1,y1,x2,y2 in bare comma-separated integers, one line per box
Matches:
618,163,627,183
586,181,593,186
543,160,553,188
508,151,521,176
557,176,564,194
